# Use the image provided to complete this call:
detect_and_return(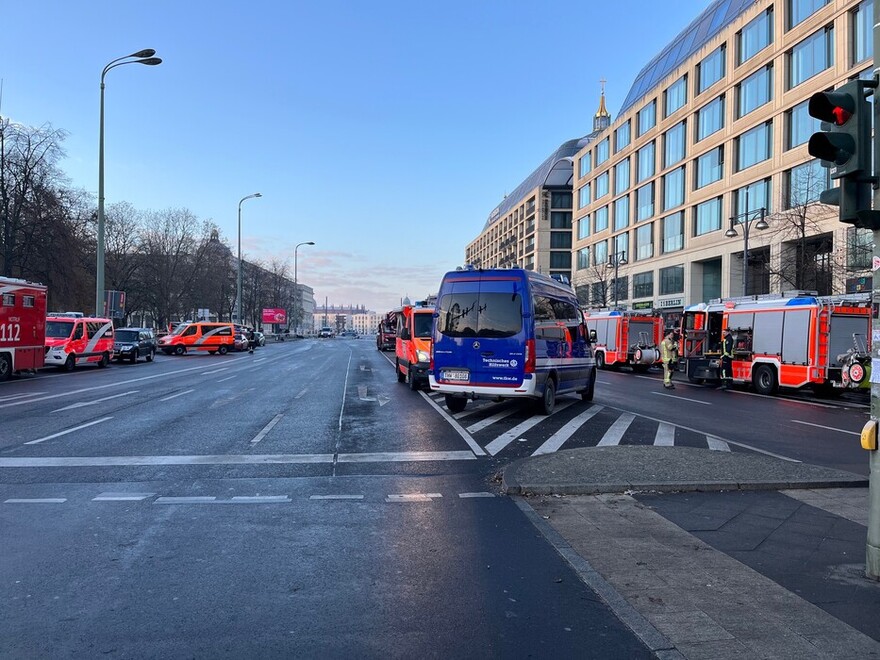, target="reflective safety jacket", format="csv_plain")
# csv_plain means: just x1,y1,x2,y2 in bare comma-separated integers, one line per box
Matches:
660,337,677,363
